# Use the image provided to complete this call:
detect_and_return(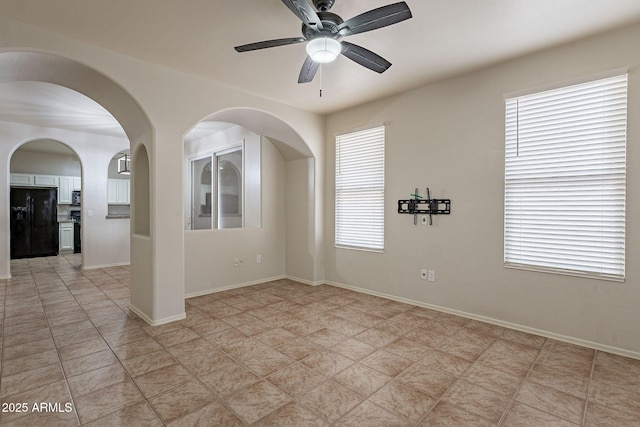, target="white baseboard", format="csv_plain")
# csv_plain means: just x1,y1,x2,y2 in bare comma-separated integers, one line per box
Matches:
128,303,186,326
325,280,640,361
82,261,130,270
185,275,286,299
286,275,325,286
